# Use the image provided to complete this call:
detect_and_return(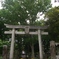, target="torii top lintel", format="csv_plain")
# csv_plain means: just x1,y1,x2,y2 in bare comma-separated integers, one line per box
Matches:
4,24,48,29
